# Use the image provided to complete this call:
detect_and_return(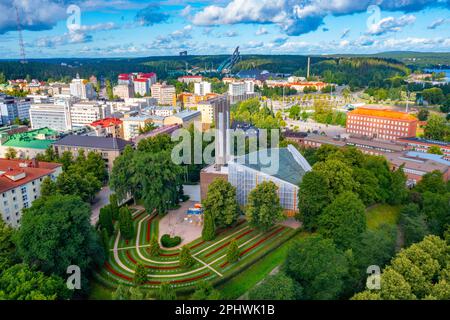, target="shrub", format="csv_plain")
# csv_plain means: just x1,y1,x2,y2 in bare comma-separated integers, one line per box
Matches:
160,234,182,248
